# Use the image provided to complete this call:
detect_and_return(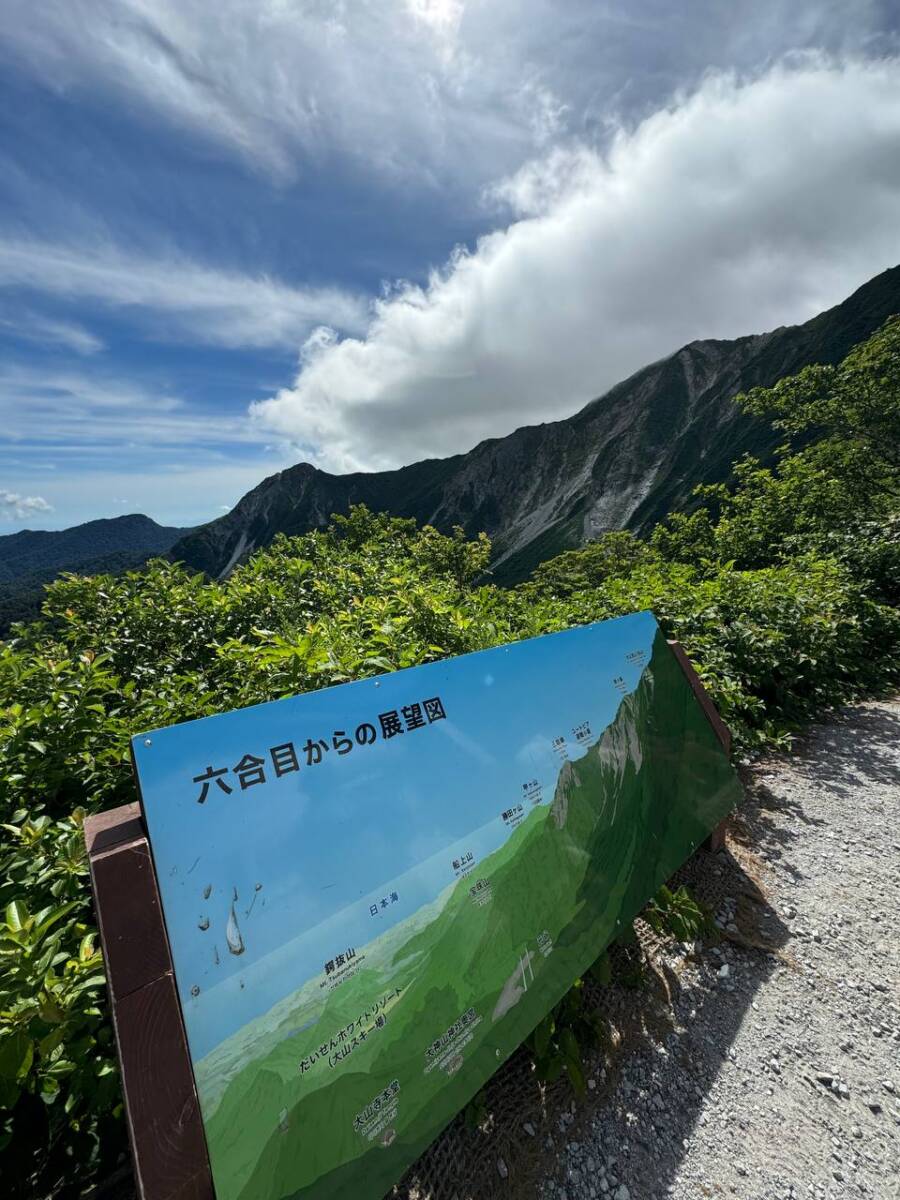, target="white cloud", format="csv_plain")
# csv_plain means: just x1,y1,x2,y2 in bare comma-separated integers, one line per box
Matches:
0,0,886,194
251,57,900,471
0,462,285,531
0,460,290,532
0,312,105,355
0,240,368,349
0,364,270,452
0,0,549,186
0,489,54,520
